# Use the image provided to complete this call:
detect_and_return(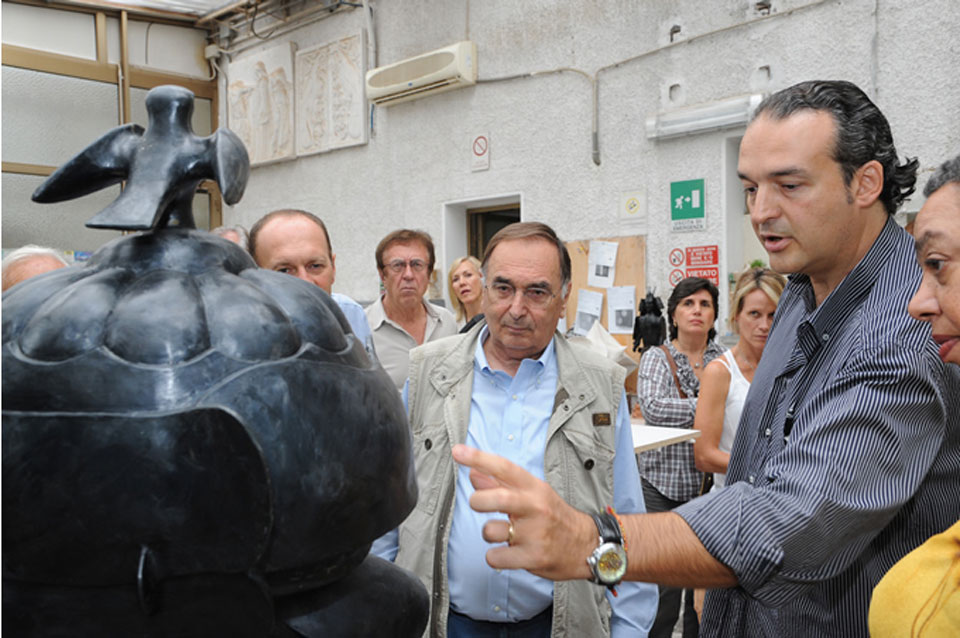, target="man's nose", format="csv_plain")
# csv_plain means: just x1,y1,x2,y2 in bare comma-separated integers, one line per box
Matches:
294,266,312,283
750,185,779,226
507,290,528,316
